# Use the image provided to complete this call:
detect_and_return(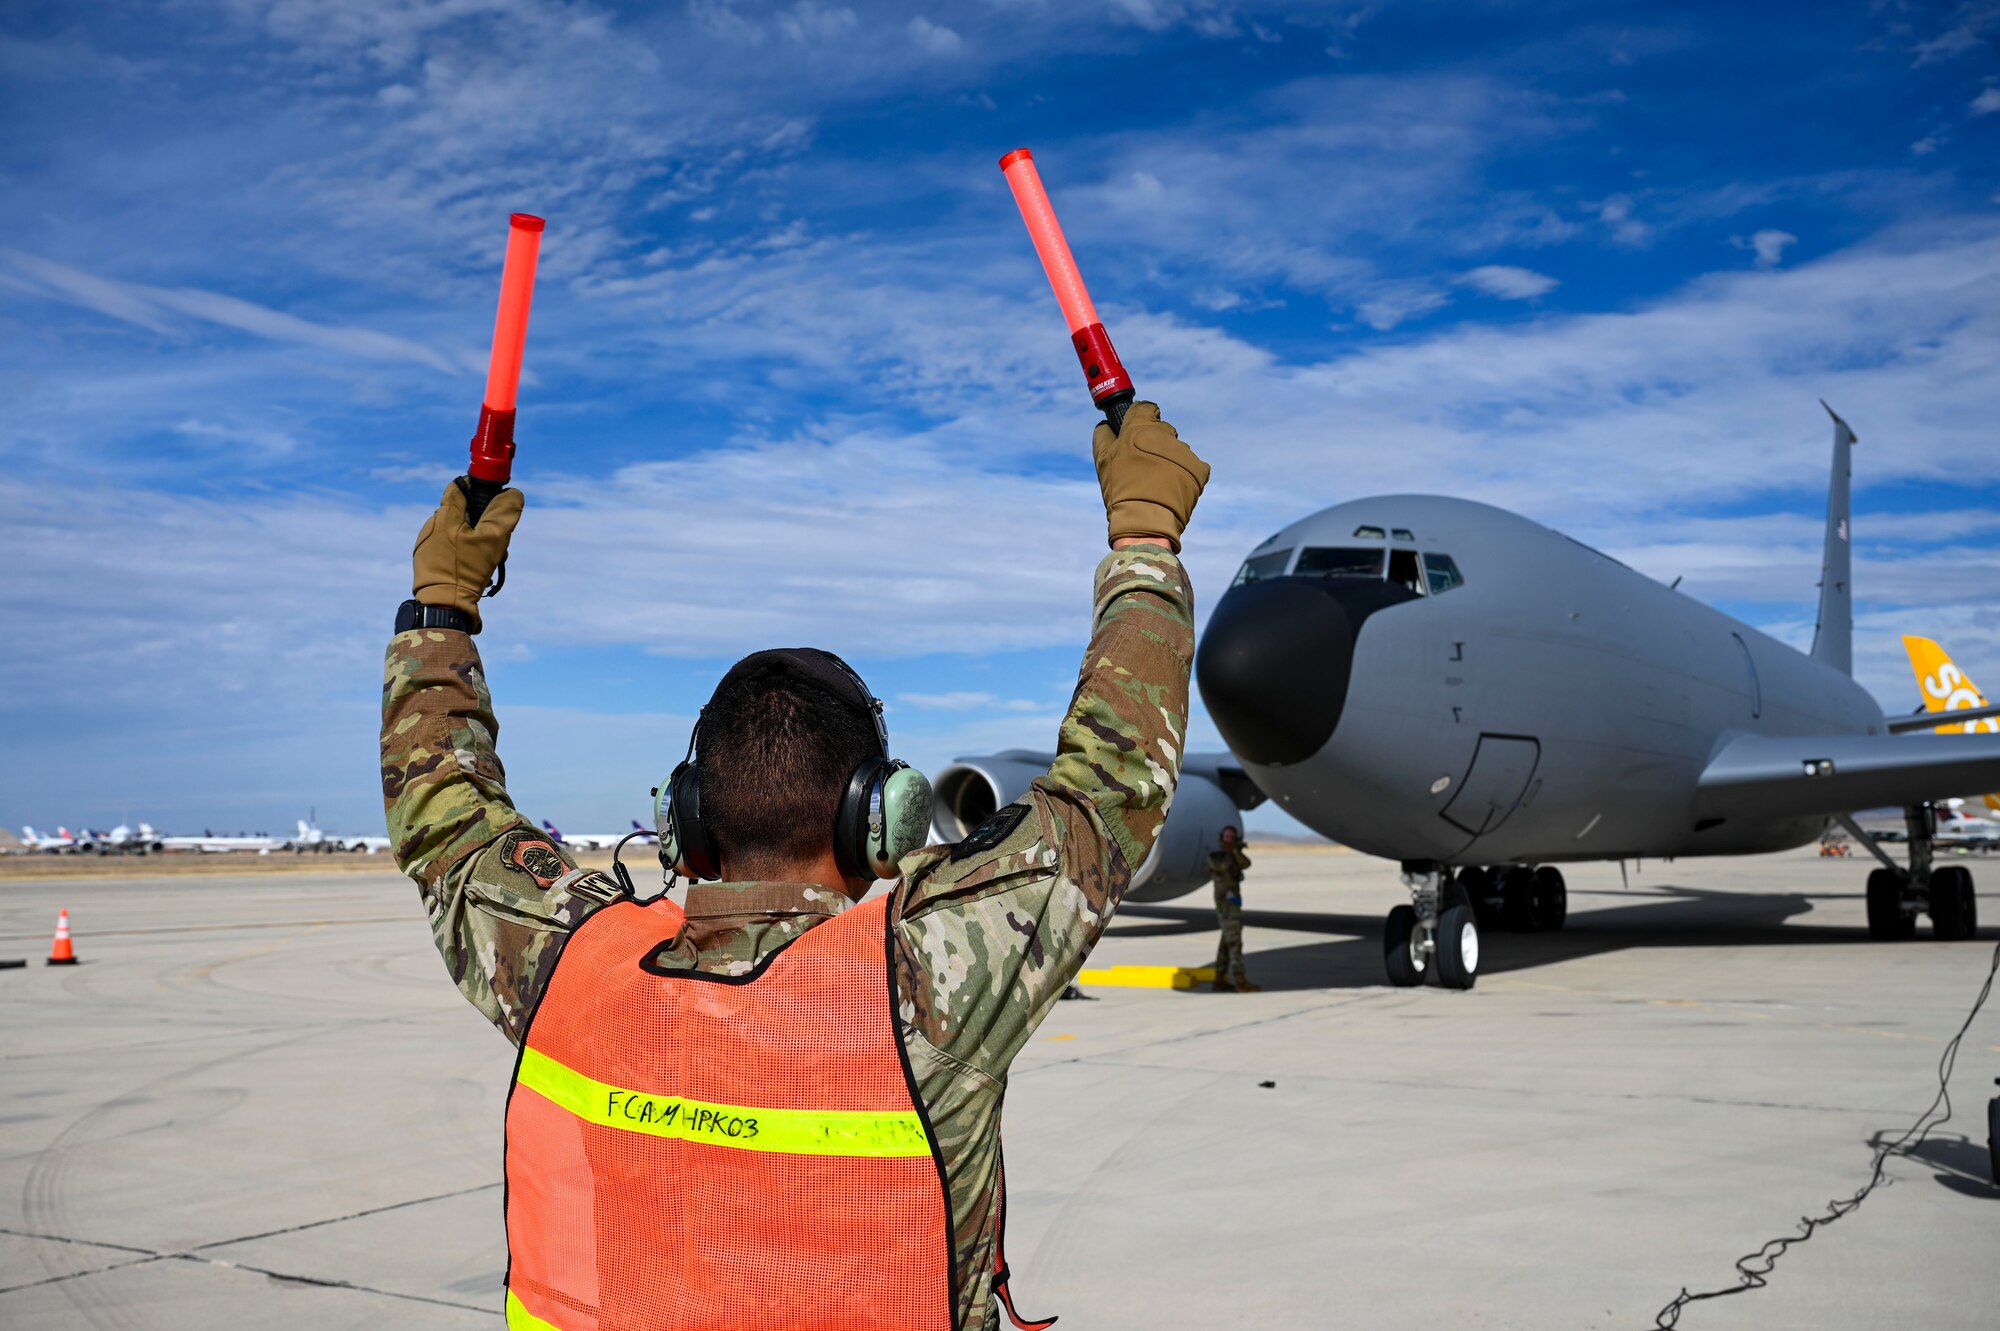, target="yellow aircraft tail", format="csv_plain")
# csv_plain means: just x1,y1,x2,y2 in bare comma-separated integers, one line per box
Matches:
1901,635,2000,813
